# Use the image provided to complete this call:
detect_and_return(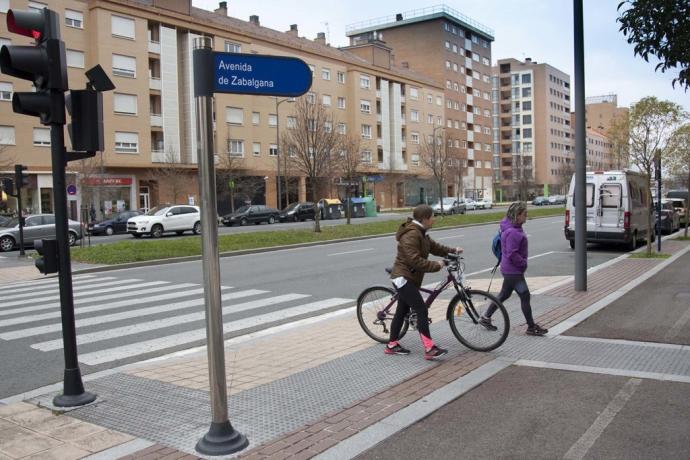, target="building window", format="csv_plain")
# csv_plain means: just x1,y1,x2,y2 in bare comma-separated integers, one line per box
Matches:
360,75,370,89
360,99,371,114
112,54,136,77
337,123,346,134
427,94,433,104
269,144,278,156
522,114,532,124
522,101,532,111
411,132,419,144
445,60,451,69
0,82,12,101
361,124,372,139
427,114,434,124
113,93,137,114
65,9,83,28
482,57,490,66
522,73,531,84
111,15,135,39
337,71,345,84
228,139,244,156
66,49,84,68
308,119,316,132
523,128,533,139
268,114,277,127
252,112,260,125
0,0,9,13
114,131,138,153
361,151,372,164
522,87,532,98
226,107,243,125
322,94,331,106
337,97,345,109
411,154,420,166
306,92,316,104
252,142,261,156
324,121,332,133
409,87,419,99
224,41,241,53
410,110,419,122
445,41,450,49
322,68,331,80
287,116,296,128
436,96,442,106
0,125,16,145
28,1,46,11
